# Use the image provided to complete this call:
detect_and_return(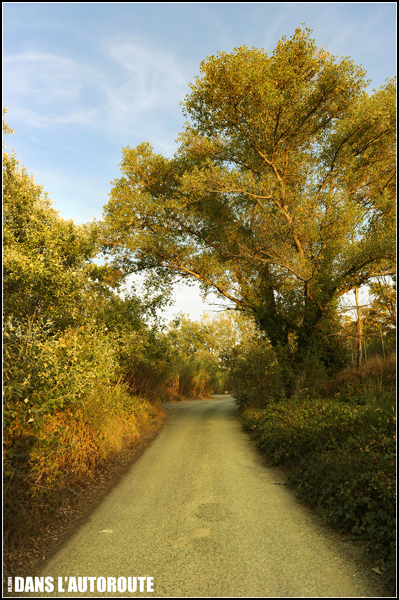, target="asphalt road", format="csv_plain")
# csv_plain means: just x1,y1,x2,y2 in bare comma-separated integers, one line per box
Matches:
20,396,385,597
